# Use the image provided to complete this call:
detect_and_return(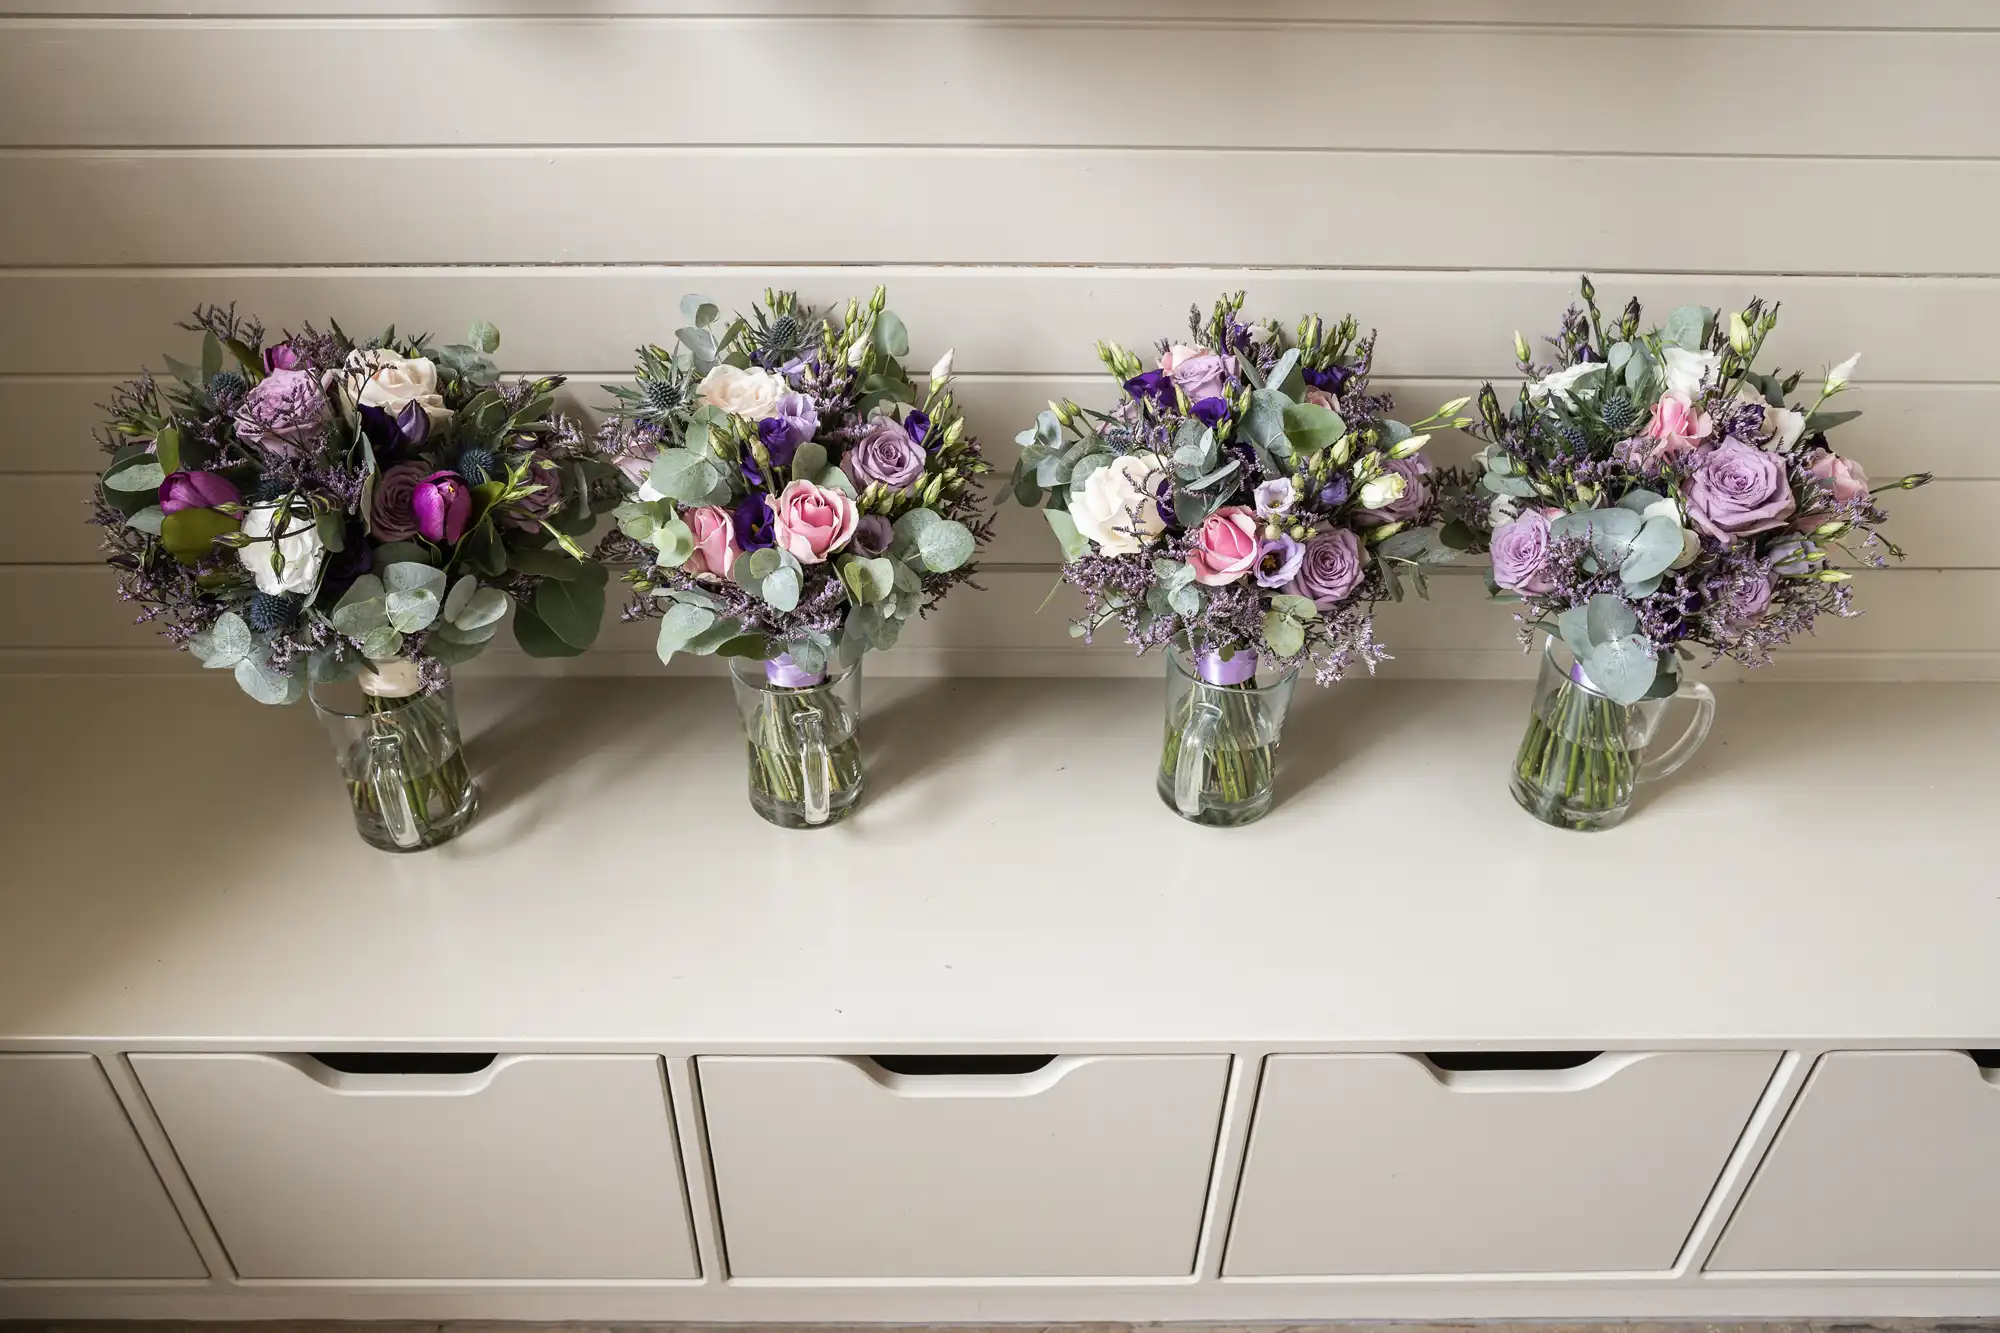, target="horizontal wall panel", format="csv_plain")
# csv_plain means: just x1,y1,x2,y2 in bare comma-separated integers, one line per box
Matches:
6,150,1996,276
8,566,1991,665
7,3,1998,25
1,374,1980,481
3,22,1996,155
14,474,1993,569
2,269,1991,383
